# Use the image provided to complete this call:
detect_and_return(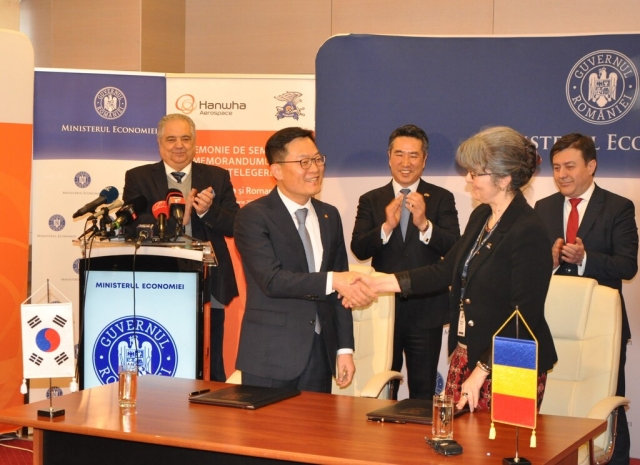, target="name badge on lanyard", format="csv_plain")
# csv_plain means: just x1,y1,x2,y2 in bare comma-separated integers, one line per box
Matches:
457,301,465,337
